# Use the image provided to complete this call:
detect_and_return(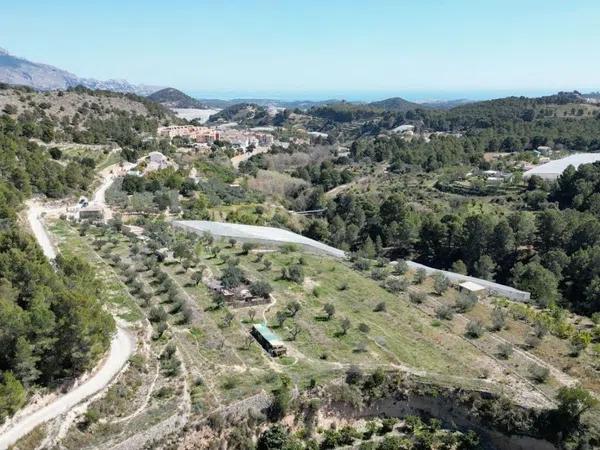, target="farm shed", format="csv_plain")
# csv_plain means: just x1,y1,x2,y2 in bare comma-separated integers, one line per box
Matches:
251,324,286,357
